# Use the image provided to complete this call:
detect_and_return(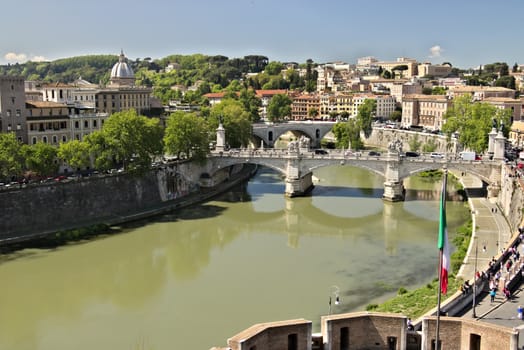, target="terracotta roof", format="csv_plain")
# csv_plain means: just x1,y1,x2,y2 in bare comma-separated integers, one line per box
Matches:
255,89,287,97
203,92,226,98
26,101,68,108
